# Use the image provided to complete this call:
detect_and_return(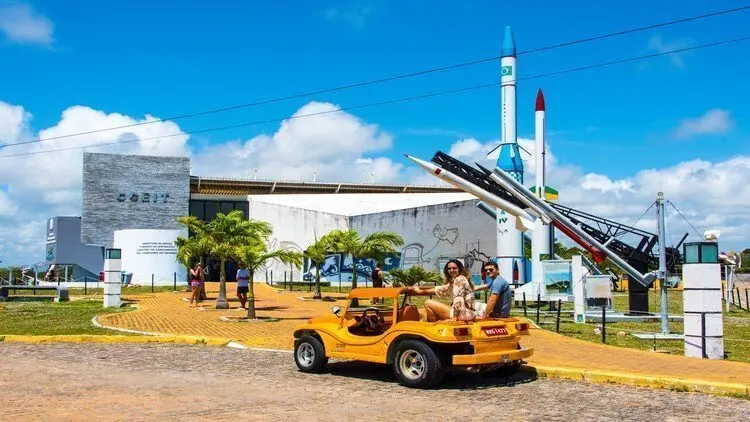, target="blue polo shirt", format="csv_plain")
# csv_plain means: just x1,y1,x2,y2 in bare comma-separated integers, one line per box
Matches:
236,268,250,287
486,275,511,317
